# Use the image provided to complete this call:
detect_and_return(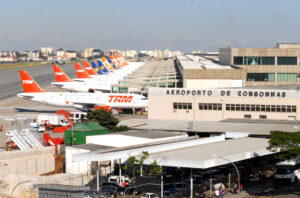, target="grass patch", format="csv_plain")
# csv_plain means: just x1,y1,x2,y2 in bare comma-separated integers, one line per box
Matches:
0,62,50,70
